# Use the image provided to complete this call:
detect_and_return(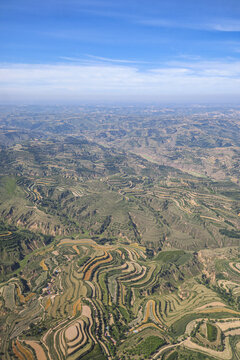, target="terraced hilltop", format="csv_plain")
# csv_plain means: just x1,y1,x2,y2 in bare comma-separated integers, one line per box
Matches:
0,105,240,359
